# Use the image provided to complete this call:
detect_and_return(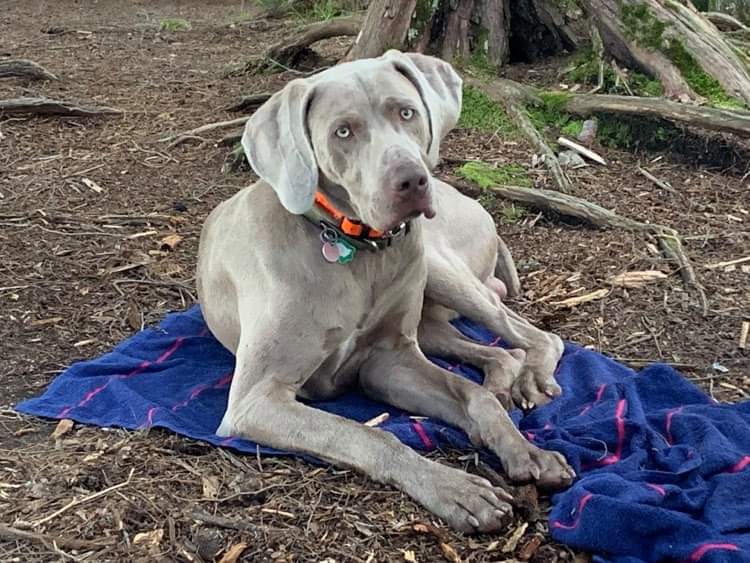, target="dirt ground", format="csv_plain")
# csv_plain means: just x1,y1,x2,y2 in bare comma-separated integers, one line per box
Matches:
1,1,748,561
